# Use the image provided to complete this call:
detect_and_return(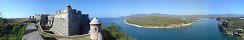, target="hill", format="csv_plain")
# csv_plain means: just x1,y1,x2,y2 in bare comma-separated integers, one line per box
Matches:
125,13,244,18
125,16,196,28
